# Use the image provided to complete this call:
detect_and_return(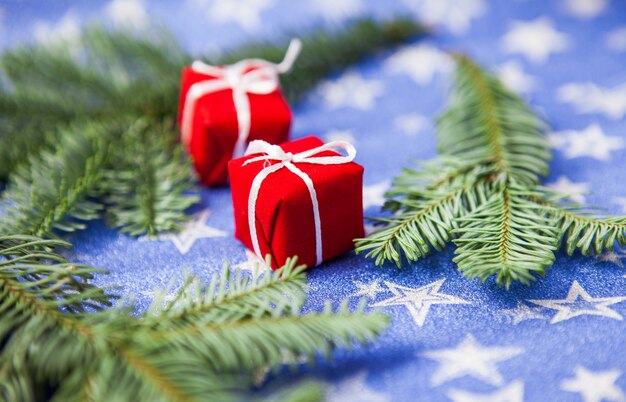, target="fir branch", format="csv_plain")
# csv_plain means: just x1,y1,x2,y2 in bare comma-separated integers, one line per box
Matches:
1,241,387,401
437,54,550,186
356,178,493,266
0,123,111,237
359,55,626,287
101,119,198,236
148,257,308,326
540,200,626,256
0,29,186,178
452,187,559,287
